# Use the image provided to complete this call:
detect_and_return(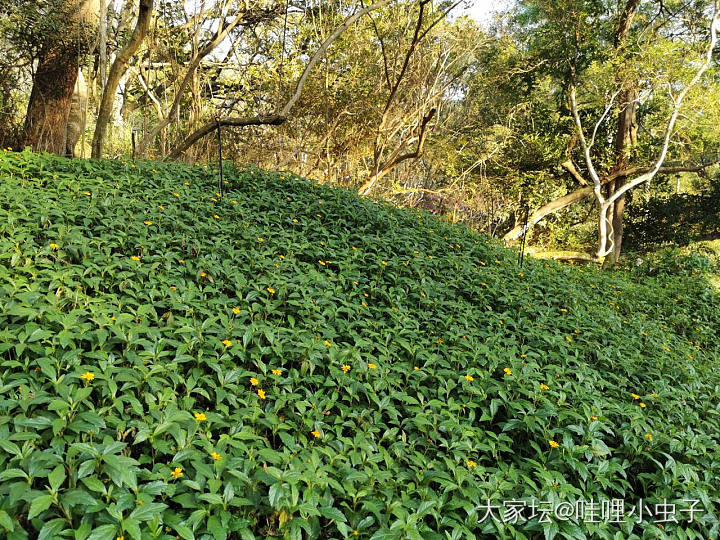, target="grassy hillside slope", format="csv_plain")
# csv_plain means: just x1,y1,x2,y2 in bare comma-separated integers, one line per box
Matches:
1,150,719,539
